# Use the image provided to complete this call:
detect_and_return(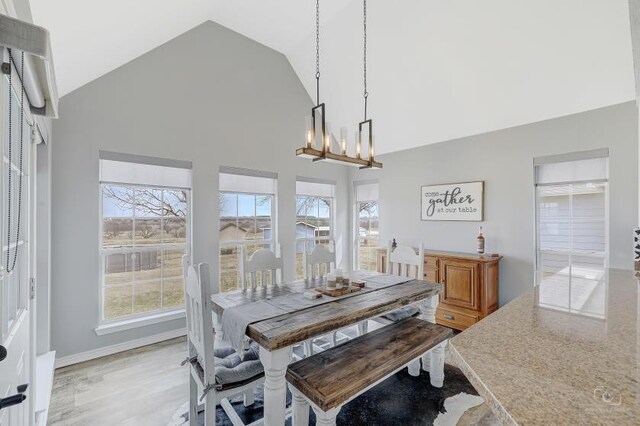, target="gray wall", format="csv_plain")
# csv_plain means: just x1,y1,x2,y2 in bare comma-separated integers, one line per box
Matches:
352,102,638,305
52,21,350,358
